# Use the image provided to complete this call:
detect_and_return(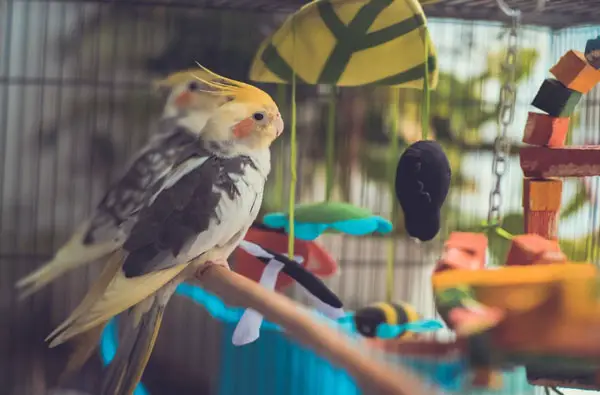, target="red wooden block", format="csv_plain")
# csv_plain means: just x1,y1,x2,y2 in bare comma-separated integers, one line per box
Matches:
435,232,488,272
525,211,559,240
522,112,570,147
505,234,566,266
550,50,600,94
520,146,600,178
